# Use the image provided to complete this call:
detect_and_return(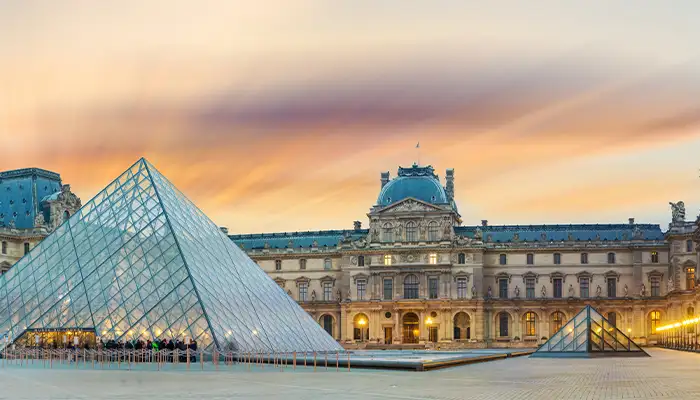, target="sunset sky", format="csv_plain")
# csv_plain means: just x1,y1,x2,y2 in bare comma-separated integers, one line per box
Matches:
2,1,700,233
